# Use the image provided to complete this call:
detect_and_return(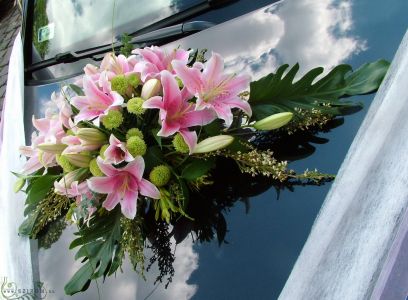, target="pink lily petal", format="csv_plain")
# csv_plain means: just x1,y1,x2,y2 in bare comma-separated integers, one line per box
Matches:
213,103,234,127
180,109,215,128
87,177,115,194
21,156,43,174
161,71,182,112
19,145,35,157
104,134,133,164
121,190,138,219
32,116,50,133
202,52,224,81
142,96,164,109
179,129,198,154
122,156,145,180
157,120,180,137
223,97,252,117
224,74,251,94
96,157,119,177
172,60,202,94
83,76,112,107
103,192,121,211
139,179,160,199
